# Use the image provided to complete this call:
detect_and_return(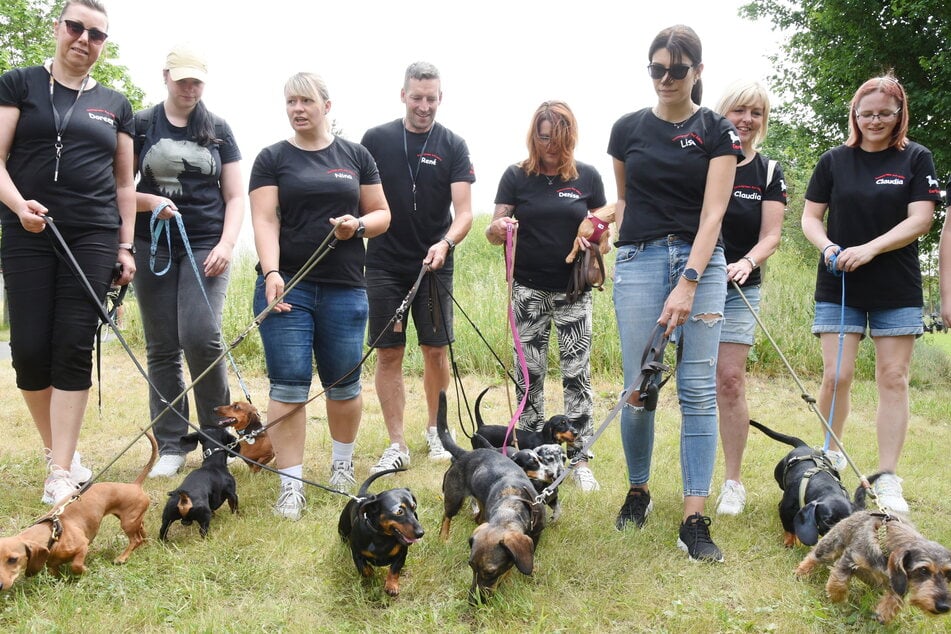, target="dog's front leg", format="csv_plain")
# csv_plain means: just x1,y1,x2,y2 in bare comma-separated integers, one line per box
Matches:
384,549,407,597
